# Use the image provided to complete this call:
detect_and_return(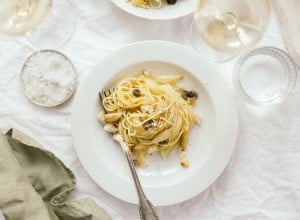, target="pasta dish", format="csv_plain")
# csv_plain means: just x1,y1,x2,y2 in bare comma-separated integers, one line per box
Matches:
97,71,199,168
